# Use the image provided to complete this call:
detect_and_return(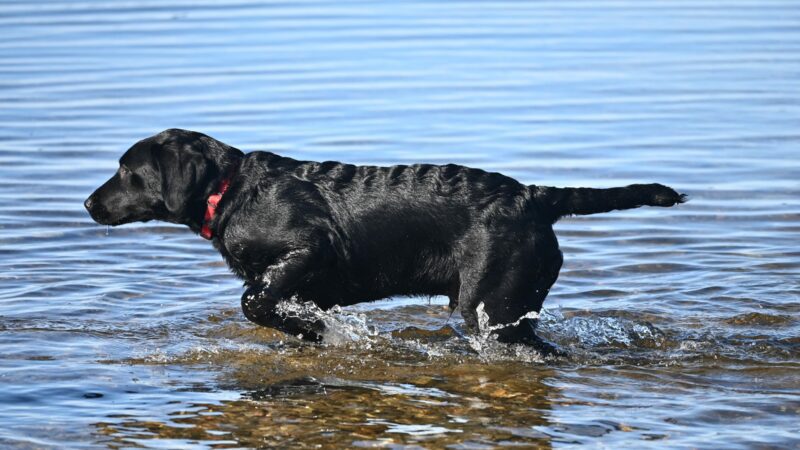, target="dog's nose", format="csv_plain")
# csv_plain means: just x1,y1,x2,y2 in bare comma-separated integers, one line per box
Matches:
84,197,94,210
